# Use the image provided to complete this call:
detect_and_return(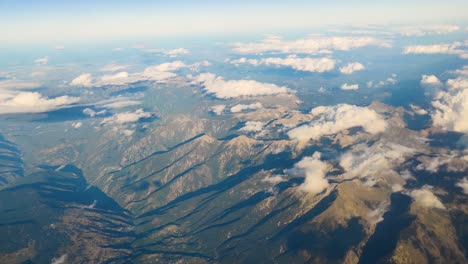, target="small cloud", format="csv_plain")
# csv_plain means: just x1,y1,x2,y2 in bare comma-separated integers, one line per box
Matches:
231,56,336,73
239,121,264,132
339,62,365,74
34,56,48,65
262,175,286,184
285,152,330,194
409,185,445,209
51,254,67,264
100,64,129,72
340,83,359,90
70,73,93,87
210,105,226,115
456,178,468,194
83,108,106,117
101,109,152,125
421,74,442,88
54,45,65,50
192,73,294,99
71,122,82,129
230,102,263,113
